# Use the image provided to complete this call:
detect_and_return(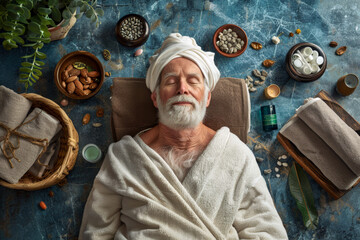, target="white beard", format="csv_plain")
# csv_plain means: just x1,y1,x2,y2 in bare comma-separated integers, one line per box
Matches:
156,88,208,130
